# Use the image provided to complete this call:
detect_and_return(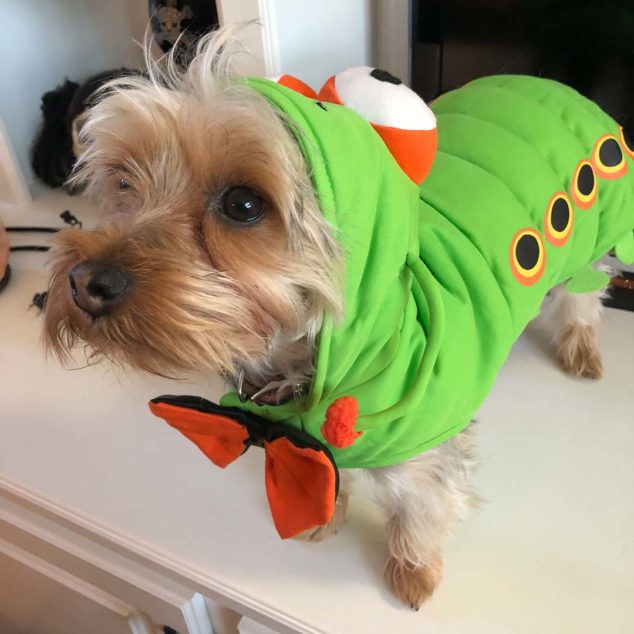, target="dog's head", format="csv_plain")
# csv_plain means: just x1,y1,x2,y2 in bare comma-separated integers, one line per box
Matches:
44,32,342,382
